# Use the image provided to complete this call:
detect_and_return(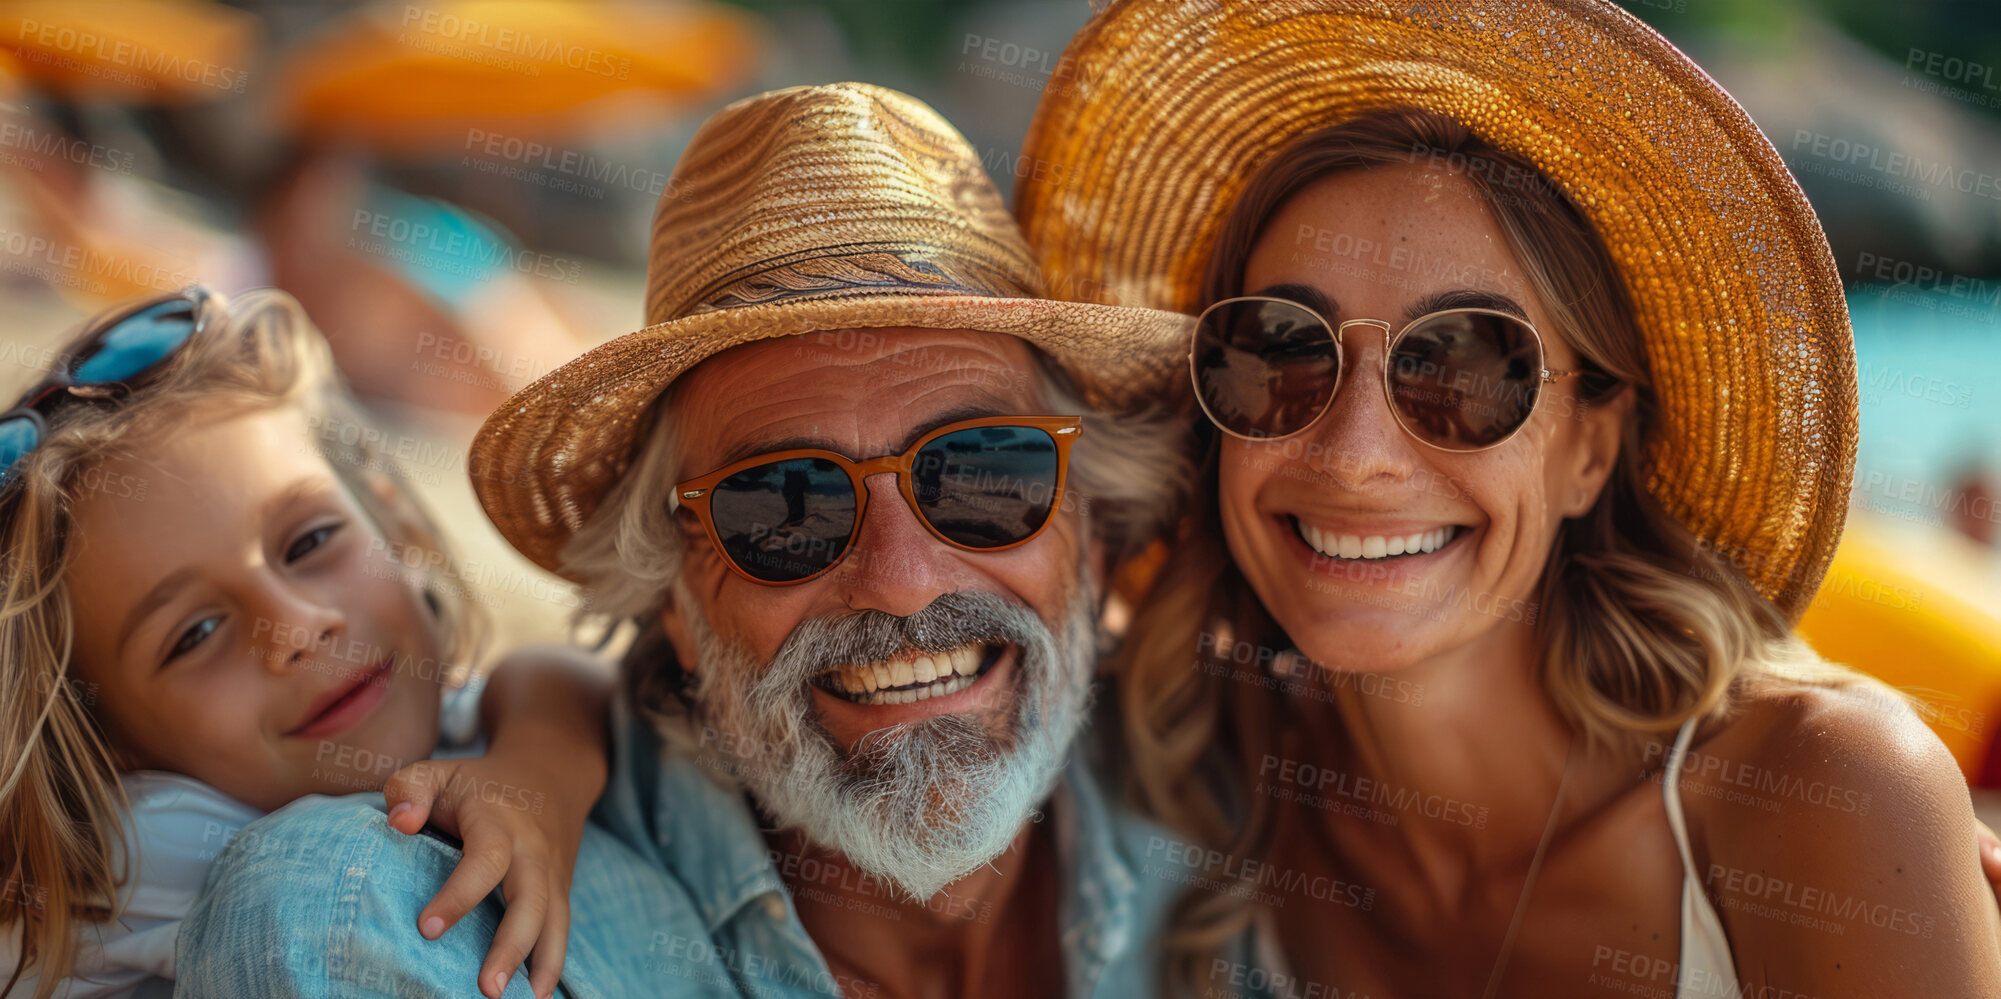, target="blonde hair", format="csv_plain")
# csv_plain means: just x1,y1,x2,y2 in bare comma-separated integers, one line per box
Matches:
0,288,485,997
1116,108,1857,987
